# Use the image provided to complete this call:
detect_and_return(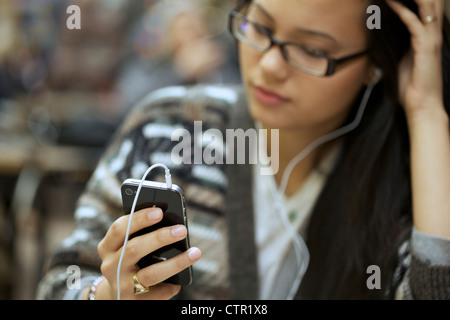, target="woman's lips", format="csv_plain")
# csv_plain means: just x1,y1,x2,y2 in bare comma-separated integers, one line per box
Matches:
254,86,290,106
